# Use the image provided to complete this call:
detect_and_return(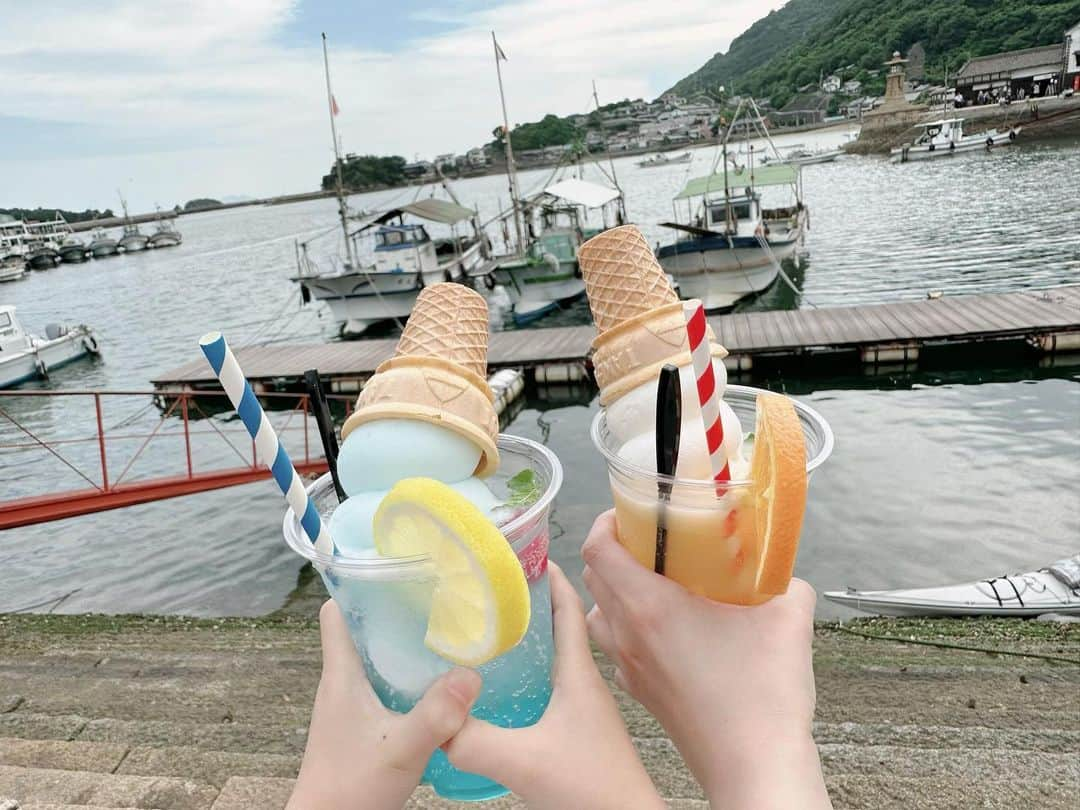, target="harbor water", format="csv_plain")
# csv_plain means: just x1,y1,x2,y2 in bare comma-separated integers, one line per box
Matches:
1,130,1078,618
